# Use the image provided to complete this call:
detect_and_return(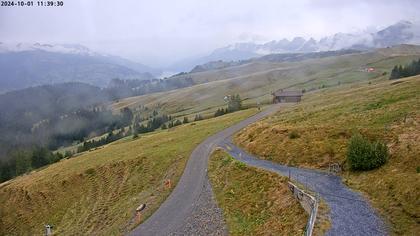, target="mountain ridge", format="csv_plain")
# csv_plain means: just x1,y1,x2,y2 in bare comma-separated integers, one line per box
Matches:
171,20,420,71
0,43,160,93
